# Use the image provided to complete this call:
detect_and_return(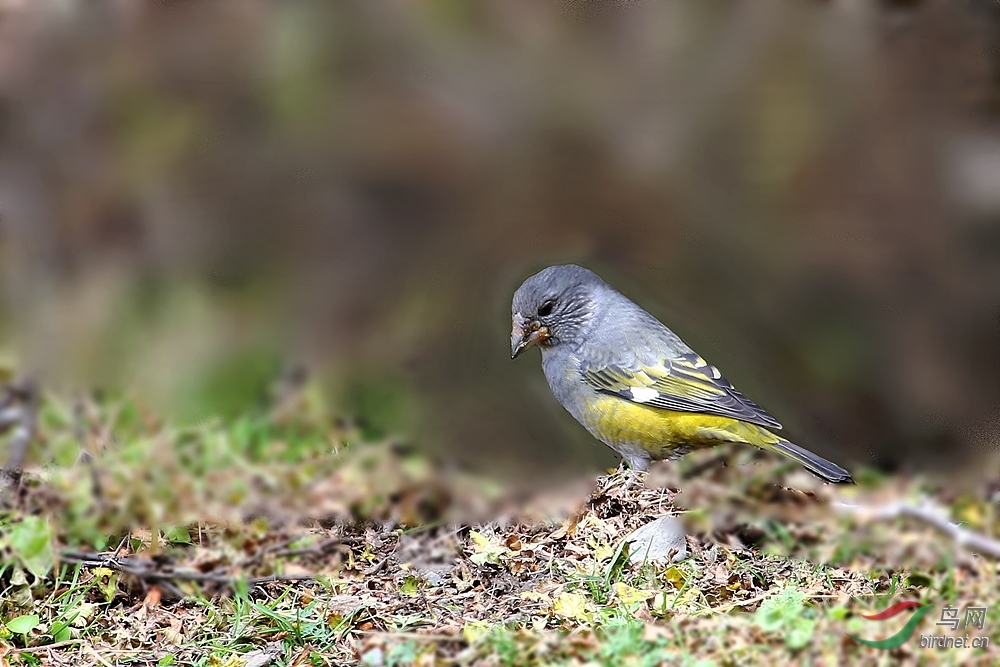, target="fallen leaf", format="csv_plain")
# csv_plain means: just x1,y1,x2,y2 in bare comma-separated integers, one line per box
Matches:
613,582,653,606
143,587,162,610
463,620,490,643
553,592,591,621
